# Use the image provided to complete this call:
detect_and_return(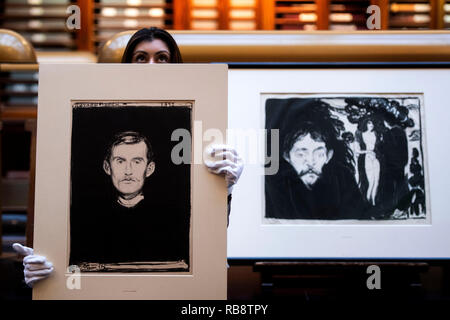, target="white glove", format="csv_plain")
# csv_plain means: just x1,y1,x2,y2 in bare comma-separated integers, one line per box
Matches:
204,144,243,194
12,243,54,288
